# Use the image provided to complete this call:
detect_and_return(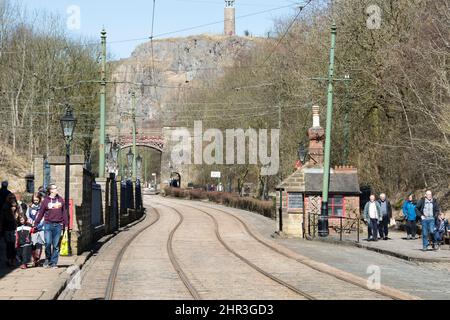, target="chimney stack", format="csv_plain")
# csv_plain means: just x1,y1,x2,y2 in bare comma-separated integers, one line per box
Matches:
307,105,325,166
224,1,235,36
